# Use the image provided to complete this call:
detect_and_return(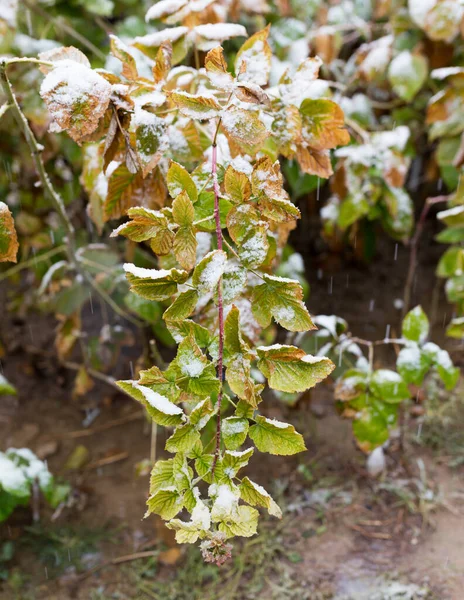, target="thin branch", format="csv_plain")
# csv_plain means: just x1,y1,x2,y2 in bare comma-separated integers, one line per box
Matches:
0,63,79,273
22,0,106,61
402,195,448,317
0,244,66,282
